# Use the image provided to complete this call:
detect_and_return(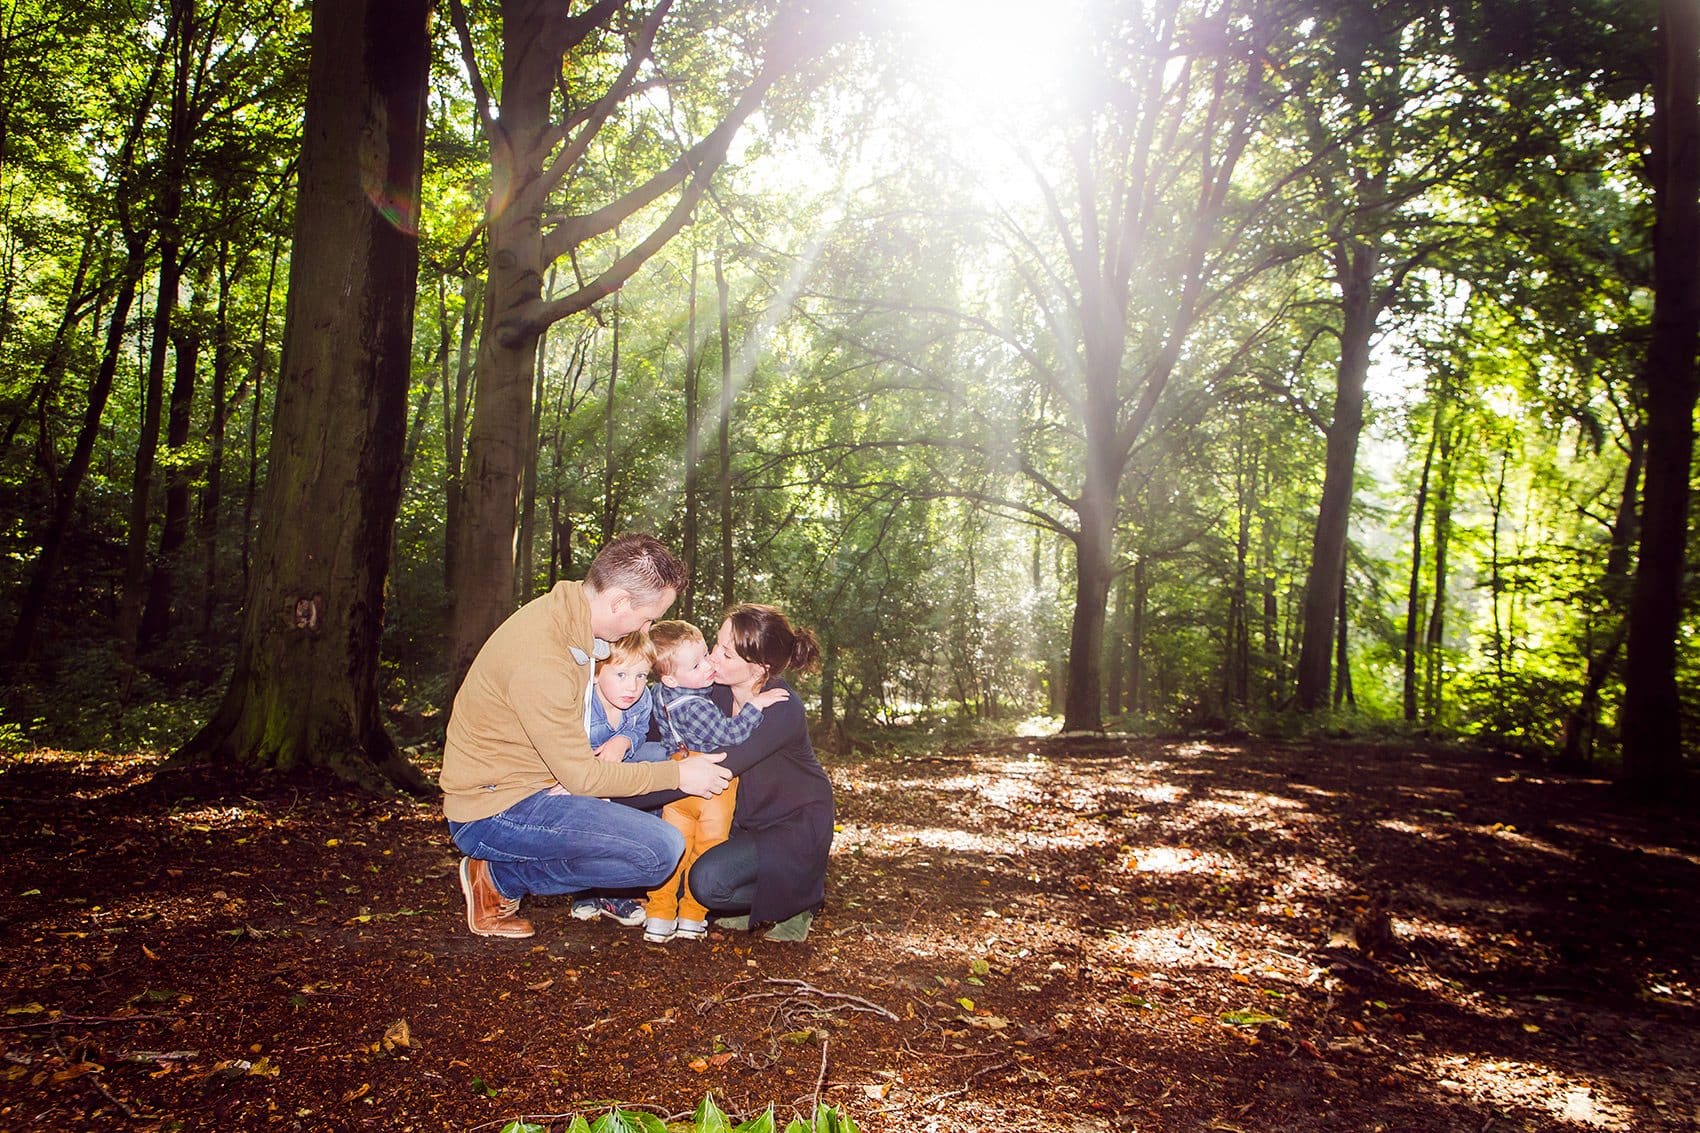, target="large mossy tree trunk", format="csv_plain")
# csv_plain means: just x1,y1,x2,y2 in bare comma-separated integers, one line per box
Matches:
177,0,432,794
1621,0,1700,792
